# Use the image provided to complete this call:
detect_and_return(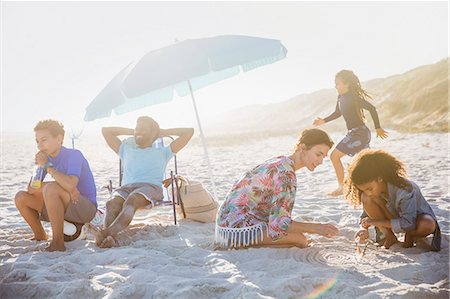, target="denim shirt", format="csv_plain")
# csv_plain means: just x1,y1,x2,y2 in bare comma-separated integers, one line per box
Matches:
361,180,437,233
